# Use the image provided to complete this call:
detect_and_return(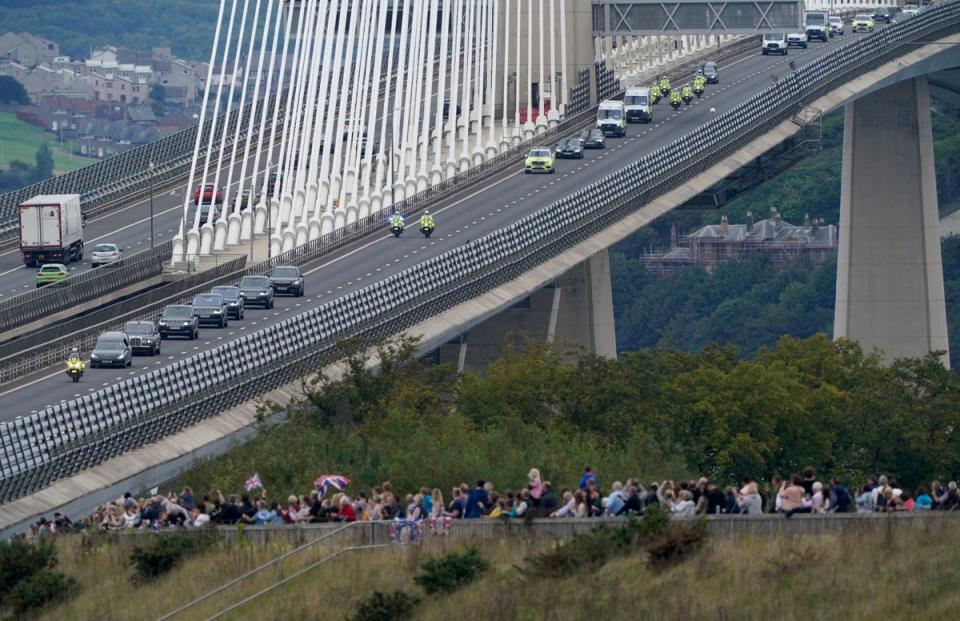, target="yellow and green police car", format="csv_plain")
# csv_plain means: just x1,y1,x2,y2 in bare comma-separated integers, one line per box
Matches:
524,147,555,174
851,15,875,32
36,263,68,288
